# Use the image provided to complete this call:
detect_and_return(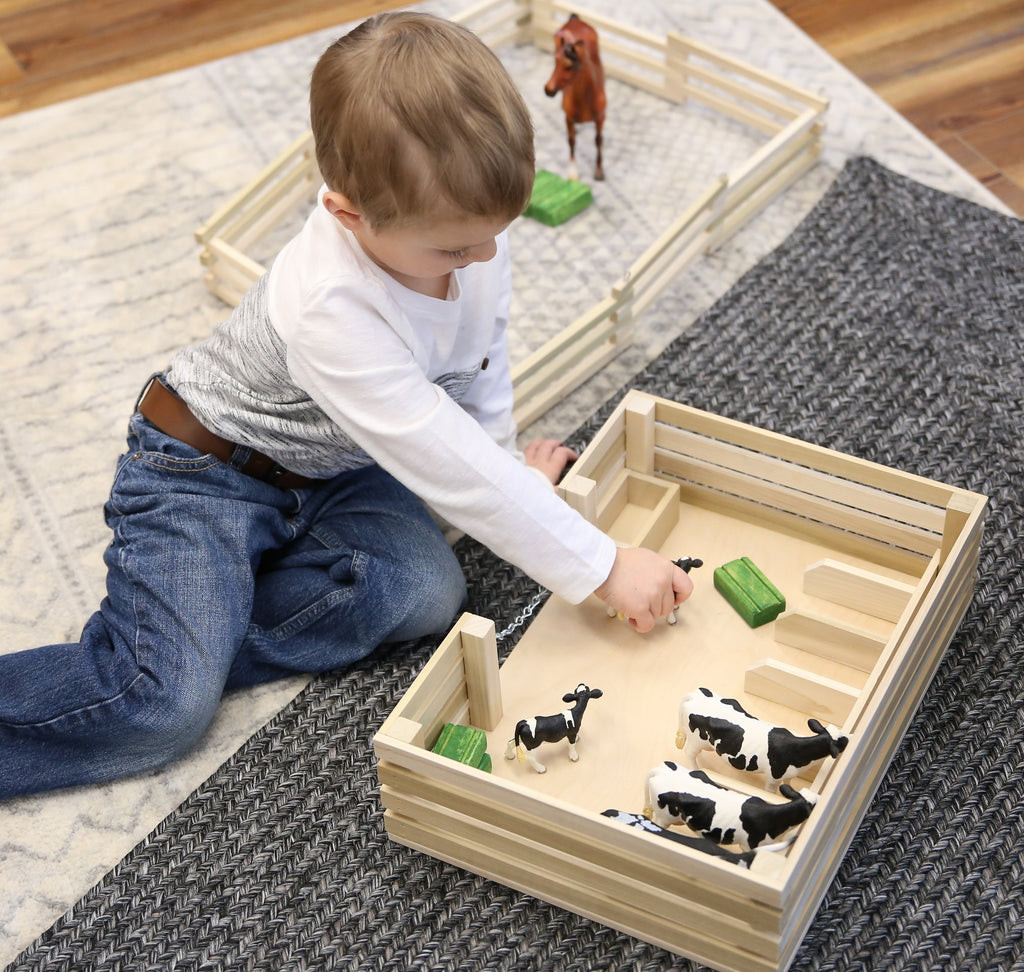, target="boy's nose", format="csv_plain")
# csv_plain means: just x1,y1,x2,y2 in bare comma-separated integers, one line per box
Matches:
464,238,497,264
